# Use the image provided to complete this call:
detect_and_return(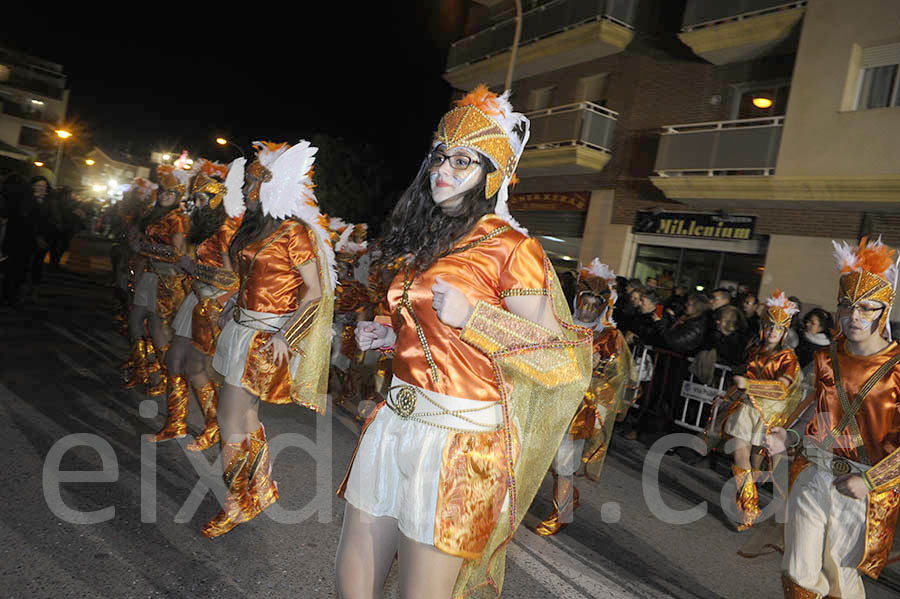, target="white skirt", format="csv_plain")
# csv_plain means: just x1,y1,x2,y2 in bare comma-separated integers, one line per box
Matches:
724,402,767,446
212,308,293,388
132,272,158,309
171,292,198,338
343,376,503,547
